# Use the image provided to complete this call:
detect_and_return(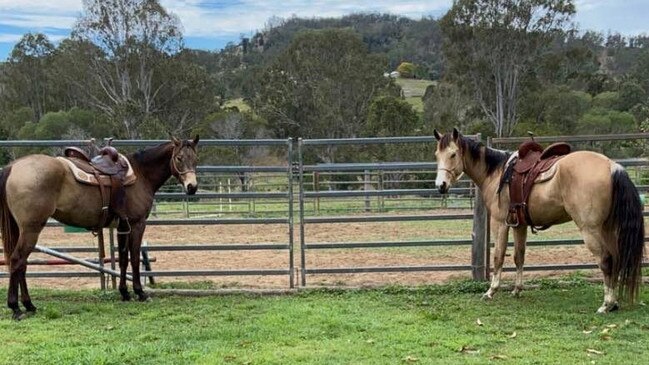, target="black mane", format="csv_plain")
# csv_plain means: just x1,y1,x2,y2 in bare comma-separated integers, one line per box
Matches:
131,142,173,166
457,136,510,176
